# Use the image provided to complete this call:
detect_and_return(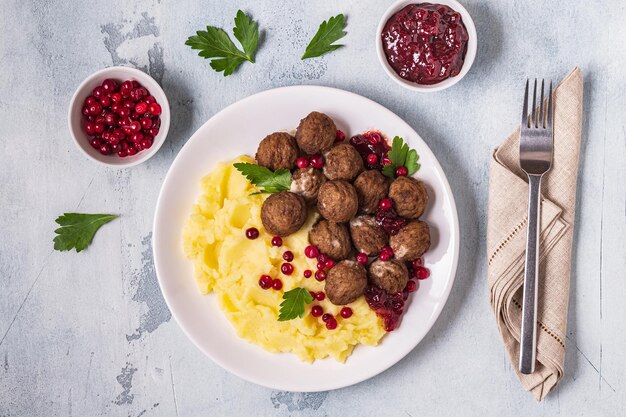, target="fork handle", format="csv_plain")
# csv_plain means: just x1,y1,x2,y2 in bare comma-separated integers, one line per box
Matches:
519,174,542,374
